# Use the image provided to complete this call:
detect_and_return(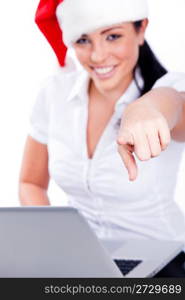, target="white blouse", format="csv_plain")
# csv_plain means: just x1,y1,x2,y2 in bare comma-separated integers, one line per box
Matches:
30,68,185,243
